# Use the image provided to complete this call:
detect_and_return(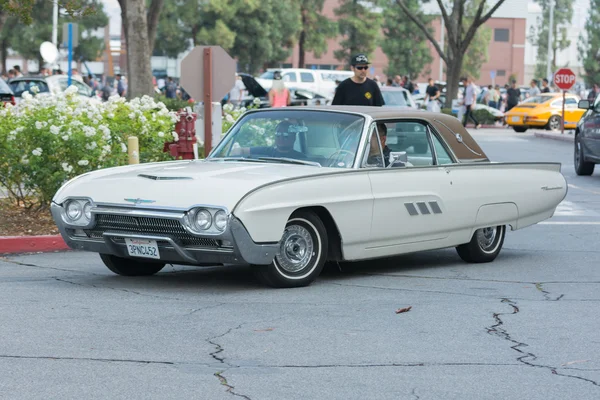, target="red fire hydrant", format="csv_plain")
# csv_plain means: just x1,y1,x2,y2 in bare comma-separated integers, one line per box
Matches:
163,109,197,159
